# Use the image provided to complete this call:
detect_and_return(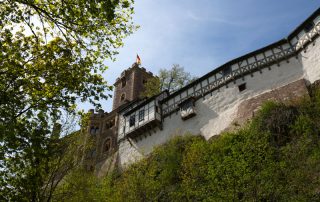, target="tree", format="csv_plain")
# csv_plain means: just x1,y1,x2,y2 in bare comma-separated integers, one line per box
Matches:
141,64,196,97
0,0,136,200
0,111,95,201
0,0,136,114
141,77,162,98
